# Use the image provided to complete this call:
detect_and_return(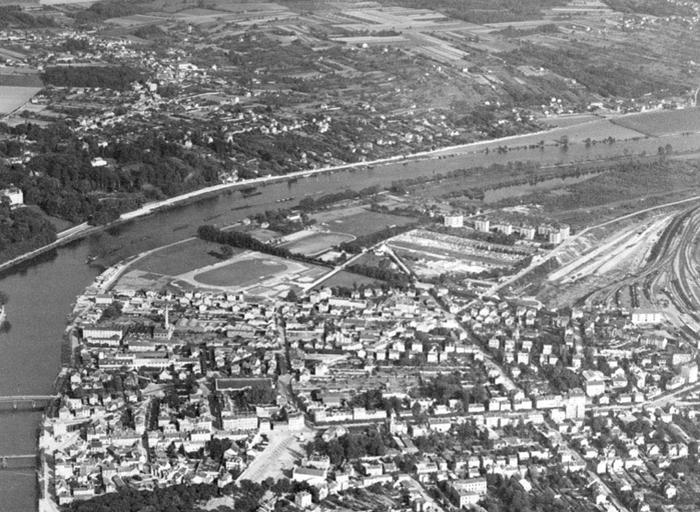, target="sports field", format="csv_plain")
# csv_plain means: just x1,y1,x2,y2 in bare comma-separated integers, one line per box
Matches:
281,232,355,256
133,238,239,276
193,258,287,287
313,208,416,237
